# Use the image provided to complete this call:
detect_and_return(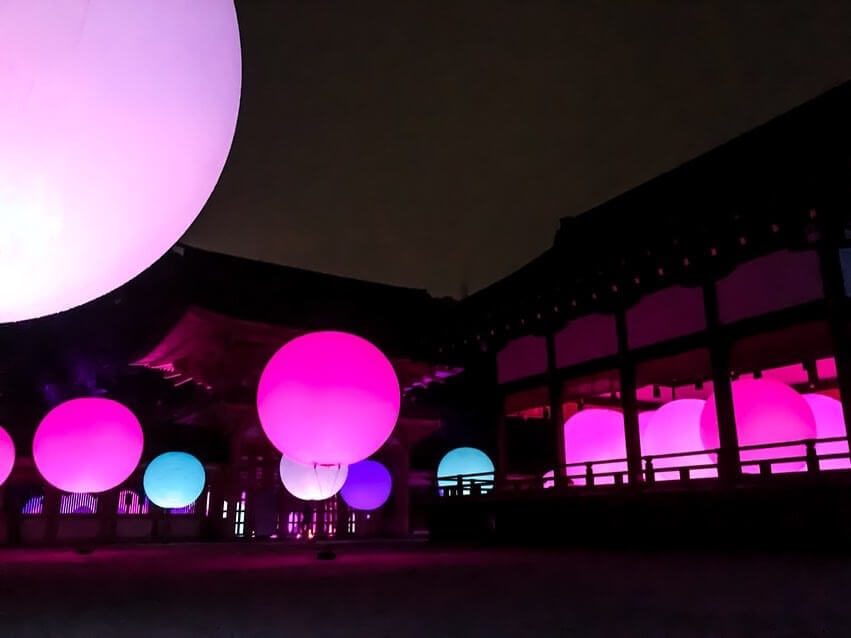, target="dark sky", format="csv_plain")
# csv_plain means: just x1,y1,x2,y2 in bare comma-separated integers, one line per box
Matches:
184,0,851,298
